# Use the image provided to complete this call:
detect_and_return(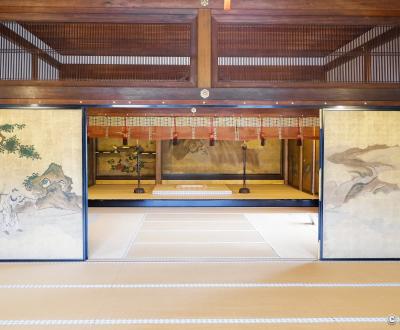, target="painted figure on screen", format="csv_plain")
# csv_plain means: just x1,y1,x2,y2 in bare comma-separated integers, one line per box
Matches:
0,109,84,260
